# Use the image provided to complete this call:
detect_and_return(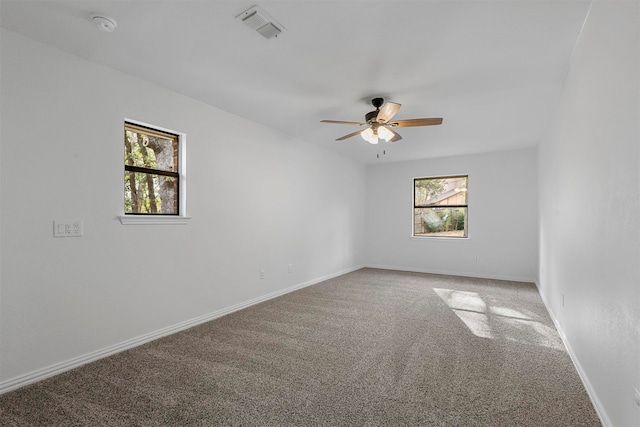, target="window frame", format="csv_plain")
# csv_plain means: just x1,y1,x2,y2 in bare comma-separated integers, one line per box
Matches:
120,119,189,225
412,174,468,239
